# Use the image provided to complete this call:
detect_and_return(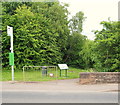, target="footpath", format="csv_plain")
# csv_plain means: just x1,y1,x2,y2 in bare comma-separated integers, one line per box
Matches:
1,78,119,93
